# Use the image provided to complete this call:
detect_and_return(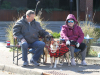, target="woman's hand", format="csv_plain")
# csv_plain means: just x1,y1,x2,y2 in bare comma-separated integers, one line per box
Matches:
75,42,80,48
66,40,70,45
